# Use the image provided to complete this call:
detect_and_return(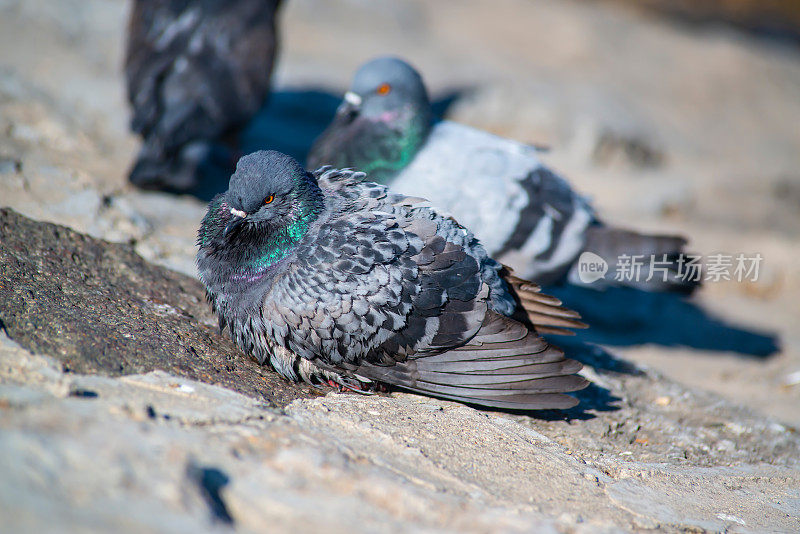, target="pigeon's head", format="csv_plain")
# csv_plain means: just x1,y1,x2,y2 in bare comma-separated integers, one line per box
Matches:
222,150,323,239
342,56,431,121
